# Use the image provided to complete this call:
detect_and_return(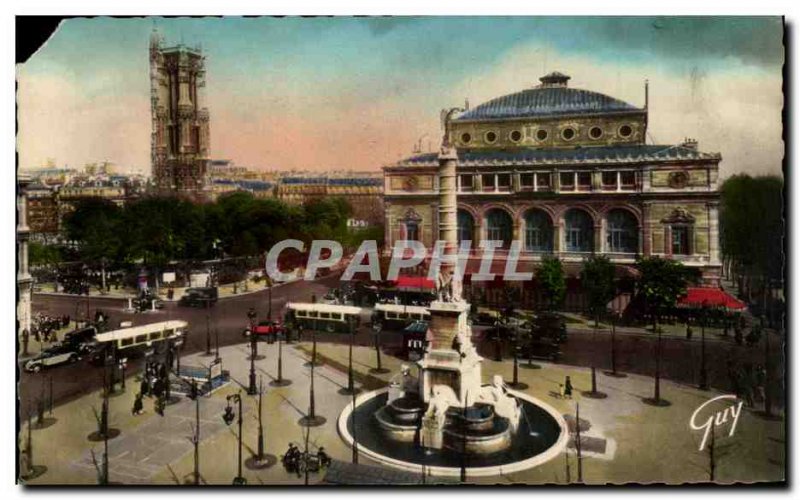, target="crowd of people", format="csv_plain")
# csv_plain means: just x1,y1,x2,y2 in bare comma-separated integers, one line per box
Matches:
133,361,173,417
28,313,71,344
